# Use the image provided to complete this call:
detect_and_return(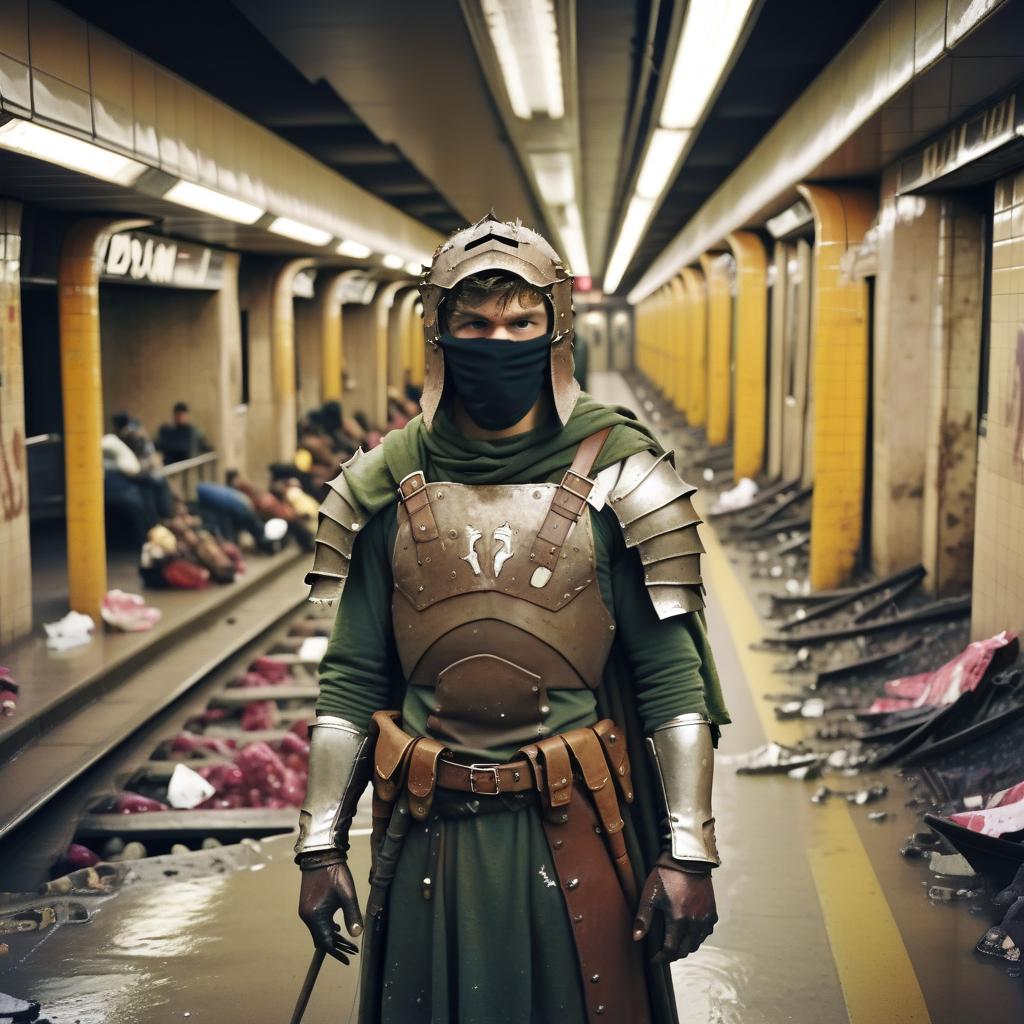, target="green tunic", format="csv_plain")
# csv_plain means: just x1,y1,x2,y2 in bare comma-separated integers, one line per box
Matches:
315,398,729,1023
